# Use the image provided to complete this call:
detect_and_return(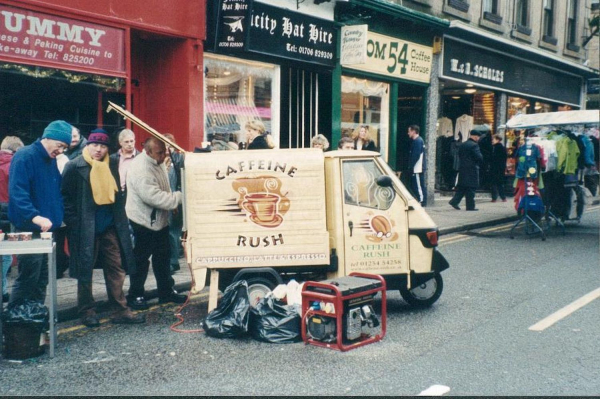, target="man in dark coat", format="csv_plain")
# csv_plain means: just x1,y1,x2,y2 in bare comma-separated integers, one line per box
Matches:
449,129,484,211
61,130,145,327
490,134,507,202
